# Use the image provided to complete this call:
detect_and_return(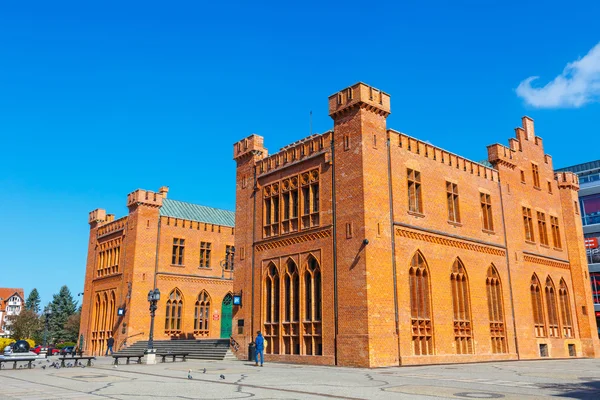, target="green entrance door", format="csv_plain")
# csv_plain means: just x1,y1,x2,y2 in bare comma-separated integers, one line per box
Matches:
220,294,233,338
